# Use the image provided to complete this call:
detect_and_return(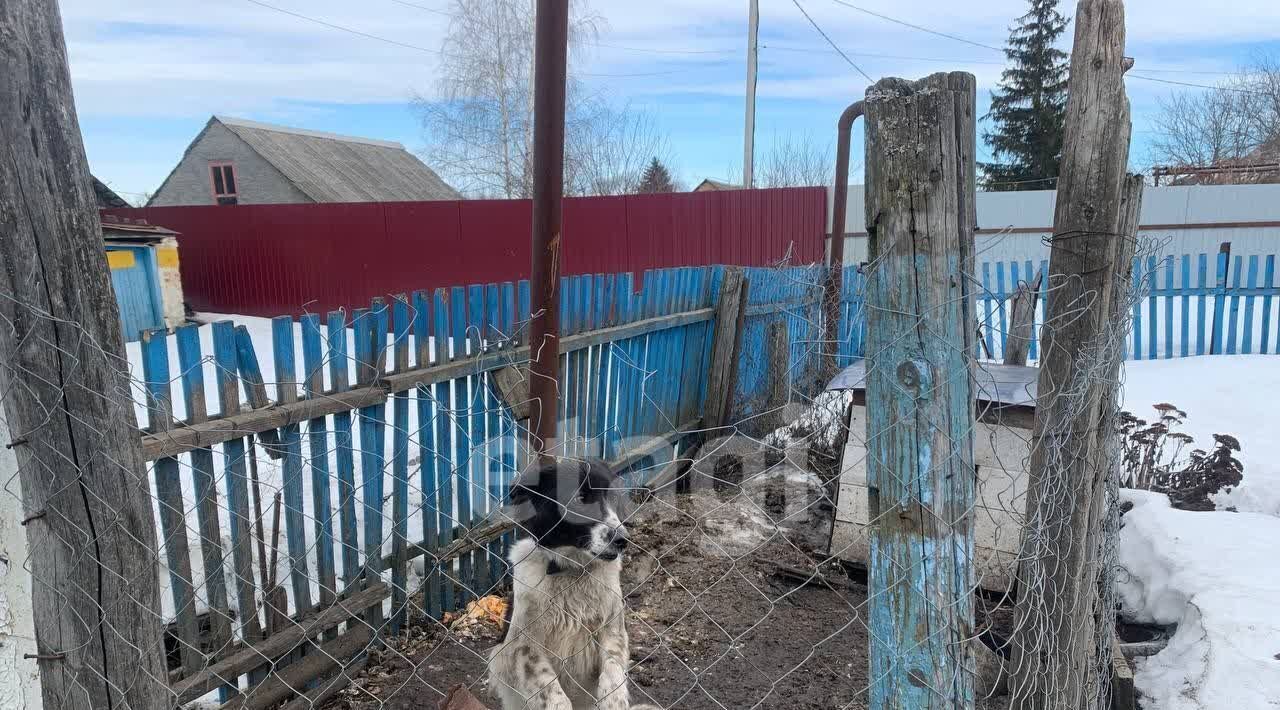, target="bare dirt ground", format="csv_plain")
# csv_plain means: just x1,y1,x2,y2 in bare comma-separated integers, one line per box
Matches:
323,454,1013,710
